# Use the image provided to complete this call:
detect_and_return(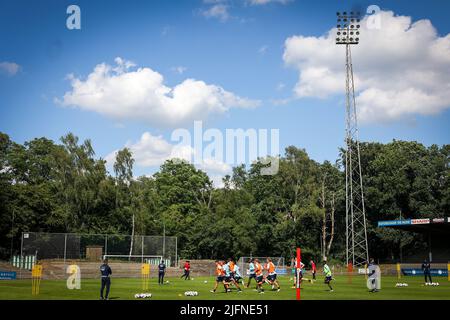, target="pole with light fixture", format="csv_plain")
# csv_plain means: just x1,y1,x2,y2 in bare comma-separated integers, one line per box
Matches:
336,11,369,267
